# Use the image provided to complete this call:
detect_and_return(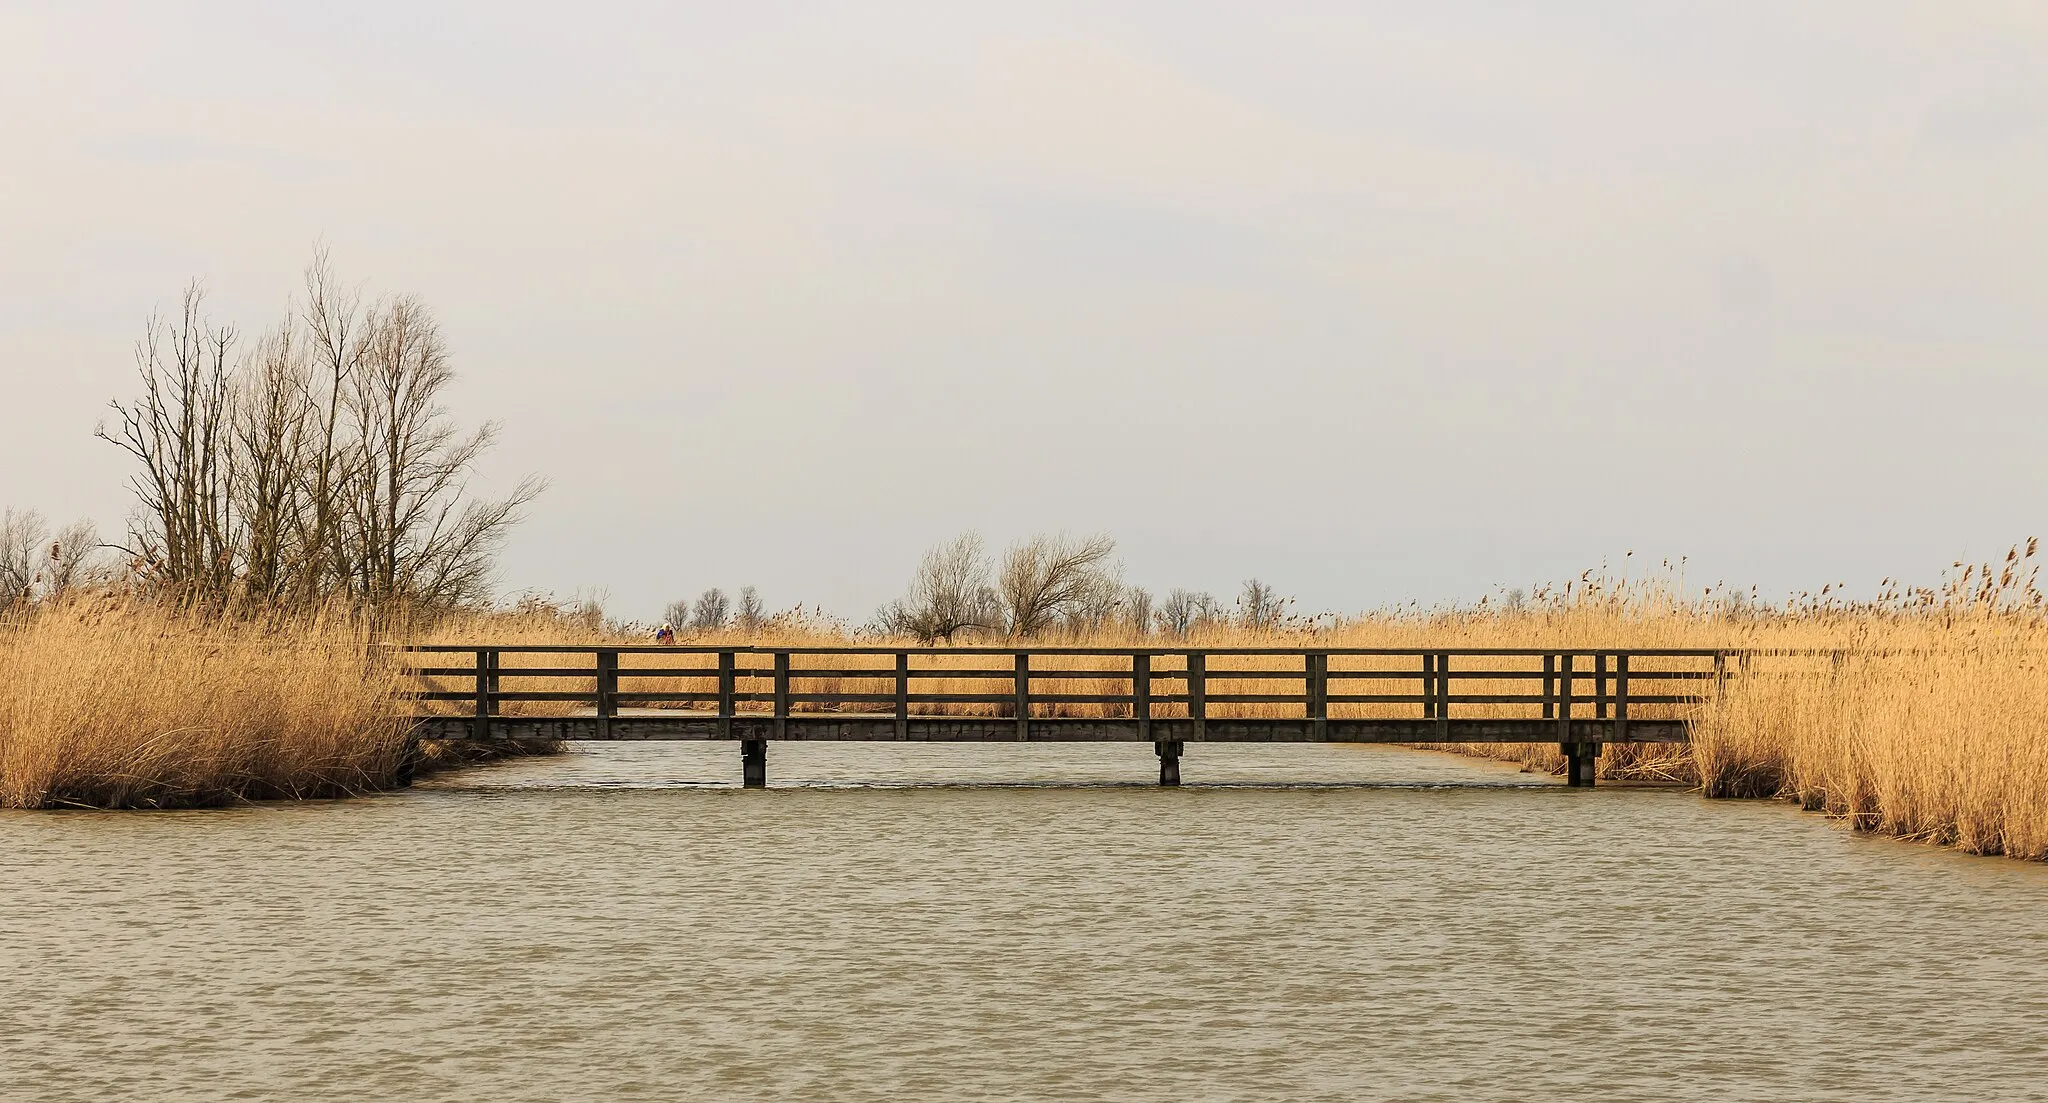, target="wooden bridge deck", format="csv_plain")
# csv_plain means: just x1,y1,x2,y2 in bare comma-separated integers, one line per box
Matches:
399,644,1743,787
